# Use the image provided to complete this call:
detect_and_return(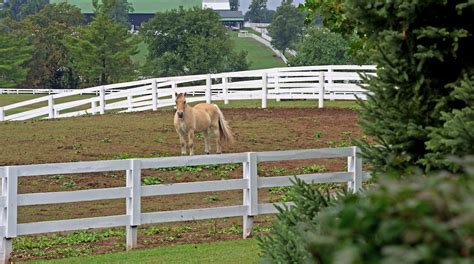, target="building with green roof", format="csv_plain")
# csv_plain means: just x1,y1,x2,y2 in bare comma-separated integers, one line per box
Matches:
50,0,243,28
